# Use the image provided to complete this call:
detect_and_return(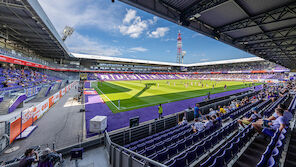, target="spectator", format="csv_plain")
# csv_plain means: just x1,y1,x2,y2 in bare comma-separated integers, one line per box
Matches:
179,117,188,125
19,148,39,167
192,118,204,133
208,108,217,116
267,108,286,132
238,107,261,128
218,106,226,114
194,103,202,120
203,115,213,130
39,148,63,165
